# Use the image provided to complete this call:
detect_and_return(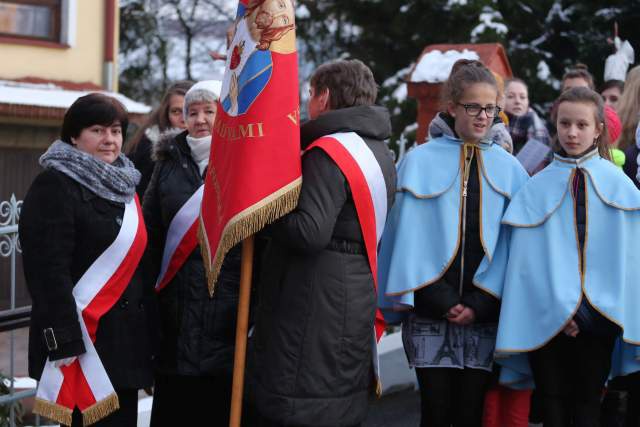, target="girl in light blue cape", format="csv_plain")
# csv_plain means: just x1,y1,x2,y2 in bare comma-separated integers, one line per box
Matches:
377,59,529,427
485,87,640,426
